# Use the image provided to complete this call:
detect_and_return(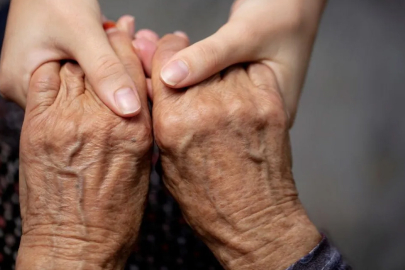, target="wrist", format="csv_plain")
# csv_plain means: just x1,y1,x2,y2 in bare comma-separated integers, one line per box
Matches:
16,233,129,270
206,201,321,270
